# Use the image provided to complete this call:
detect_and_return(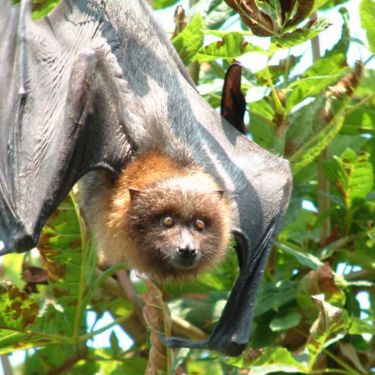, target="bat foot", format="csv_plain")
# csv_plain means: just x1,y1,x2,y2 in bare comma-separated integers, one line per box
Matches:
158,331,247,356
158,331,208,350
